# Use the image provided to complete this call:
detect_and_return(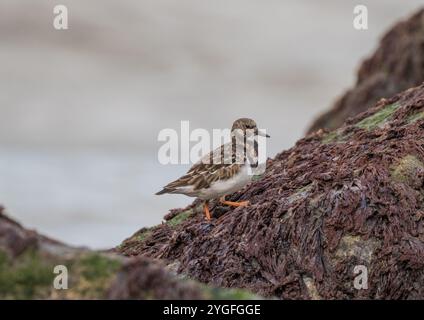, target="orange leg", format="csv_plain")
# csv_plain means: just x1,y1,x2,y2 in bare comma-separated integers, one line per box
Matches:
219,196,250,207
203,201,211,220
